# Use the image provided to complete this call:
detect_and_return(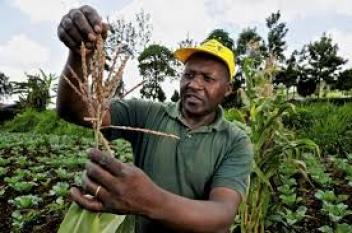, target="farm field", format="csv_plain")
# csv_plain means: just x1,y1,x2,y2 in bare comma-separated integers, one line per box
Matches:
0,103,351,233
1,2,352,232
